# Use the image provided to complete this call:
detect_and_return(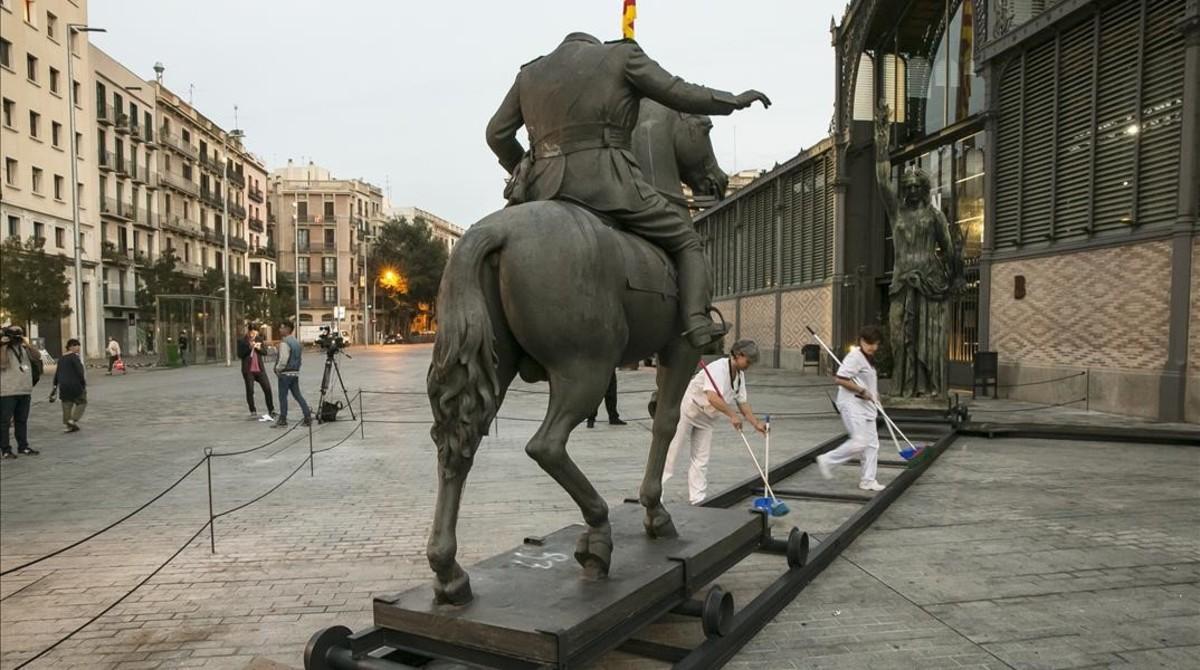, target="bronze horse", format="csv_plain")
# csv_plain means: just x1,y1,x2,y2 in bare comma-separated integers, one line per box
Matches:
426,101,728,605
